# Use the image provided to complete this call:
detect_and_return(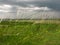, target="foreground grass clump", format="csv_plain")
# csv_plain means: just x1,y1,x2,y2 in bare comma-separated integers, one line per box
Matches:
0,21,60,45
